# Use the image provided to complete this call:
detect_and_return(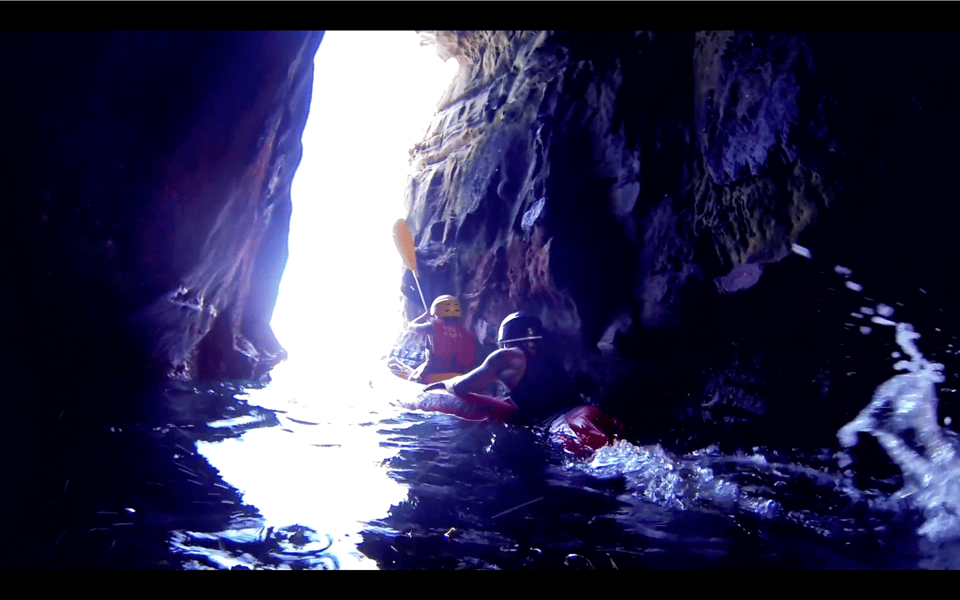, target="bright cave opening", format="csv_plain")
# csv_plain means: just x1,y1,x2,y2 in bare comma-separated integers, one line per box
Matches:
271,31,459,387
192,33,459,546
